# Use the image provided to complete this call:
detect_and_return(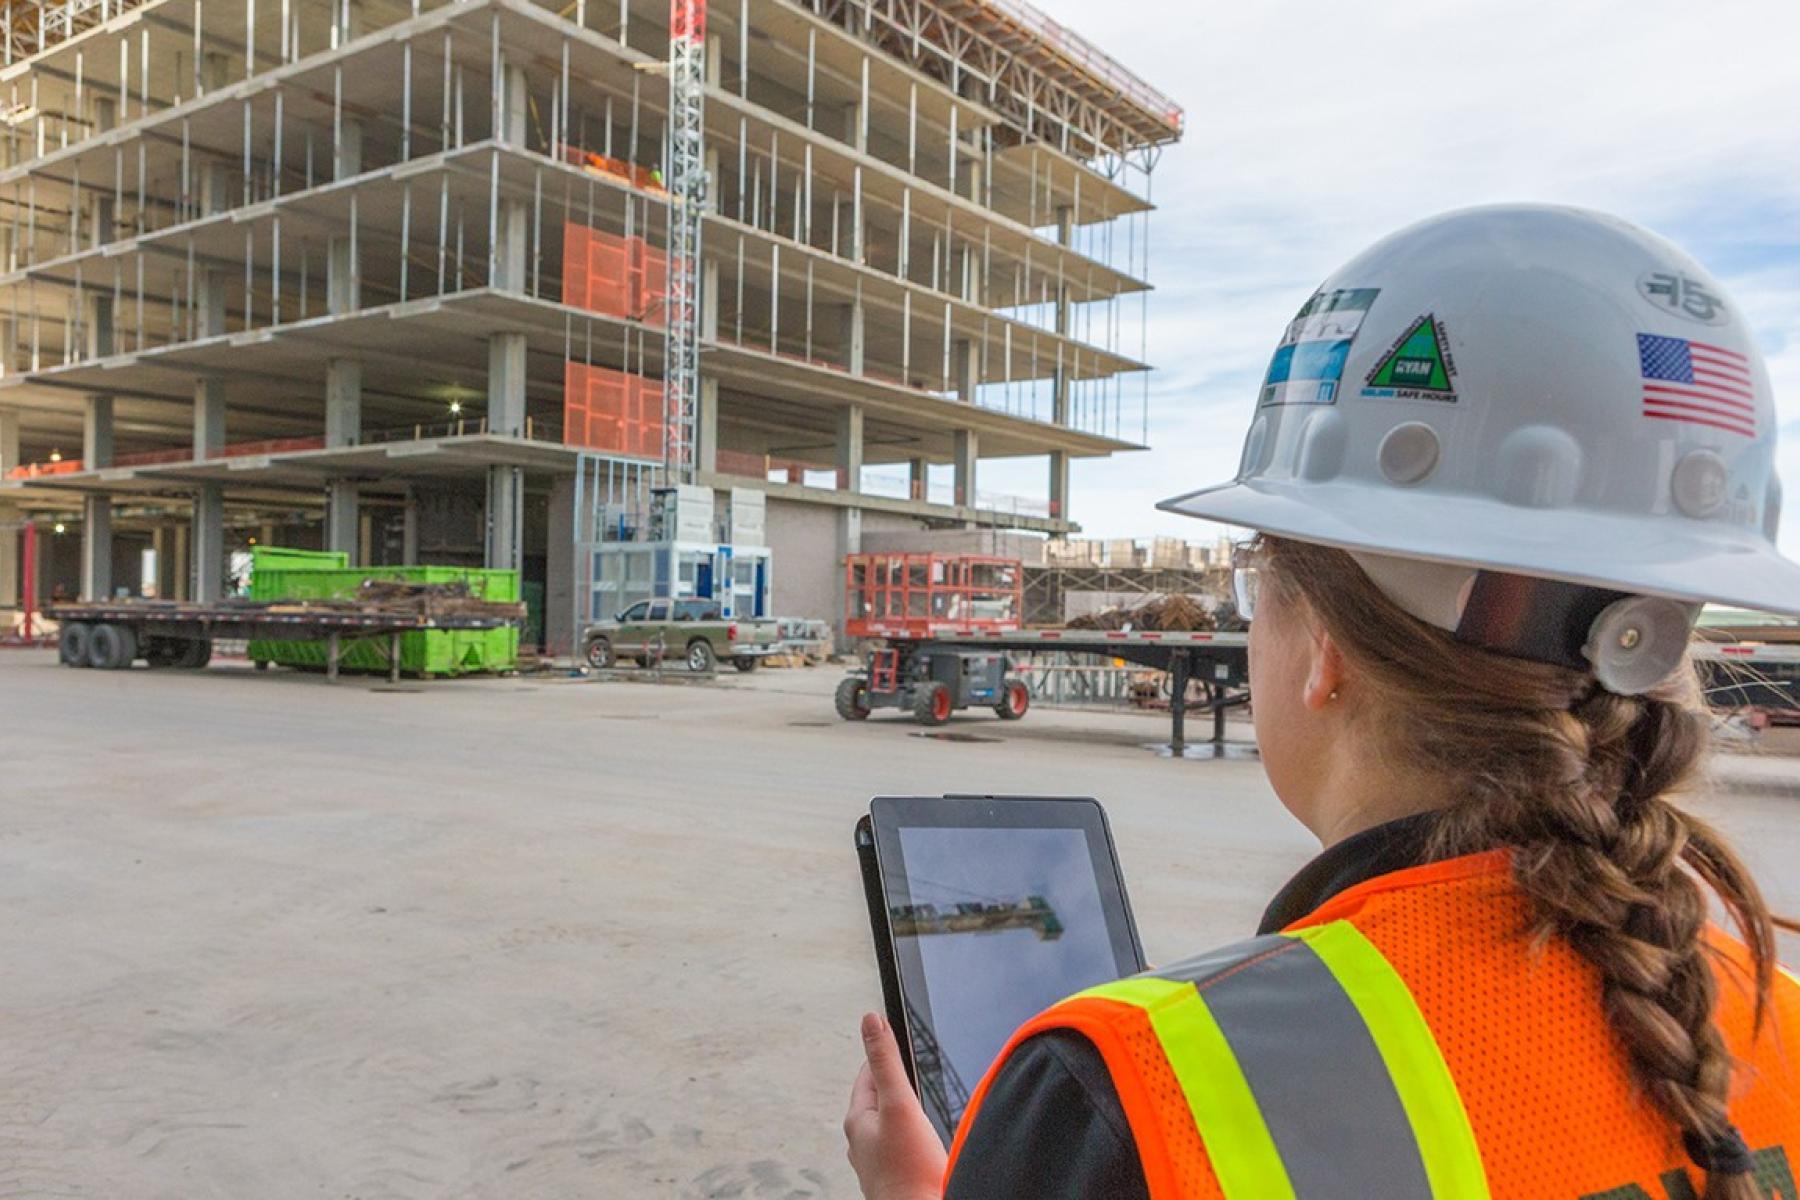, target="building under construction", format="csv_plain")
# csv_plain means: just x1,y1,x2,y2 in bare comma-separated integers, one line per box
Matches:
0,0,1179,650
